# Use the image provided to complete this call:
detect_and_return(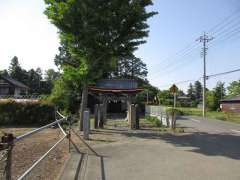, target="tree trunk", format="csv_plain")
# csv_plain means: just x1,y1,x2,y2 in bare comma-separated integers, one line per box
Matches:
79,84,88,131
